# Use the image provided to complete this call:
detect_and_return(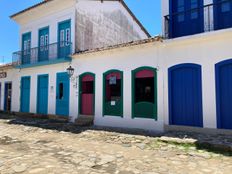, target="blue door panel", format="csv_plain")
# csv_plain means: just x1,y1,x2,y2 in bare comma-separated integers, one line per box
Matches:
21,77,30,113
216,59,232,129
214,0,232,30
56,72,69,116
22,33,31,64
37,75,48,115
58,20,71,58
38,27,49,62
169,64,203,127
170,0,204,38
